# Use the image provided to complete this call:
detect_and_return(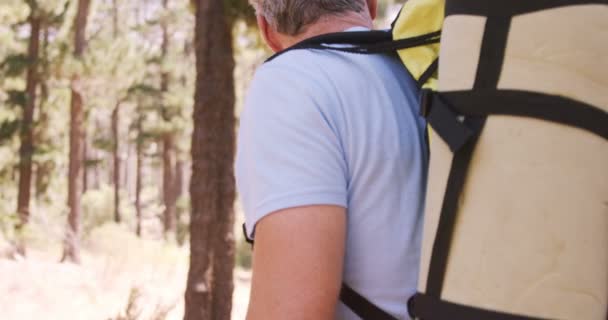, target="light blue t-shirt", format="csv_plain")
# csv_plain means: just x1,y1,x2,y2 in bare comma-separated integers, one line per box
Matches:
235,30,427,320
